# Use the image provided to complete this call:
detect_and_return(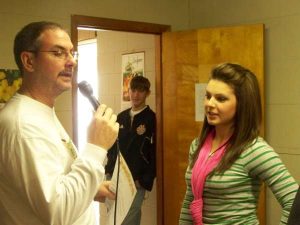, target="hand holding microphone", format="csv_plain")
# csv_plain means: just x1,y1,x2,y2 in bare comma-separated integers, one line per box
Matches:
78,81,119,150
